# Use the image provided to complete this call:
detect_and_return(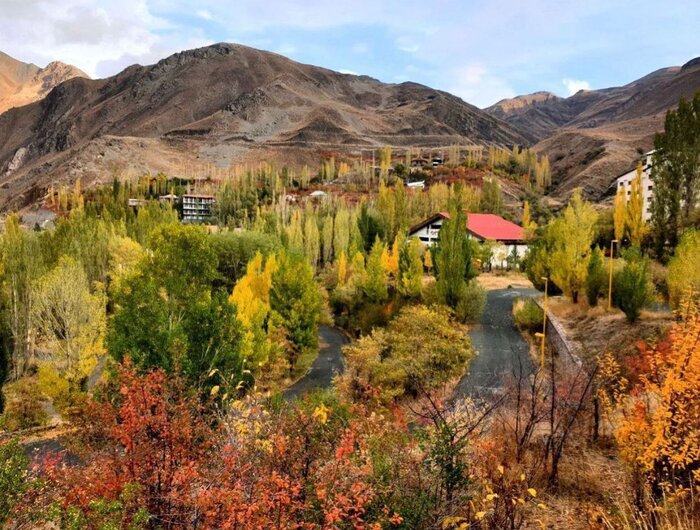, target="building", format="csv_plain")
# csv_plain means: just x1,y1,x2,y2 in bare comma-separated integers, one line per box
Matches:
614,150,655,221
408,212,528,269
182,194,215,223
406,180,425,189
